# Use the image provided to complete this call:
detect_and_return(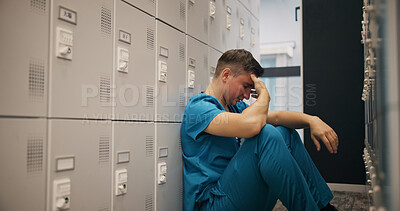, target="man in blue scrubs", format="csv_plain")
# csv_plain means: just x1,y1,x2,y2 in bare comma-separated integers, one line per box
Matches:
181,49,339,211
